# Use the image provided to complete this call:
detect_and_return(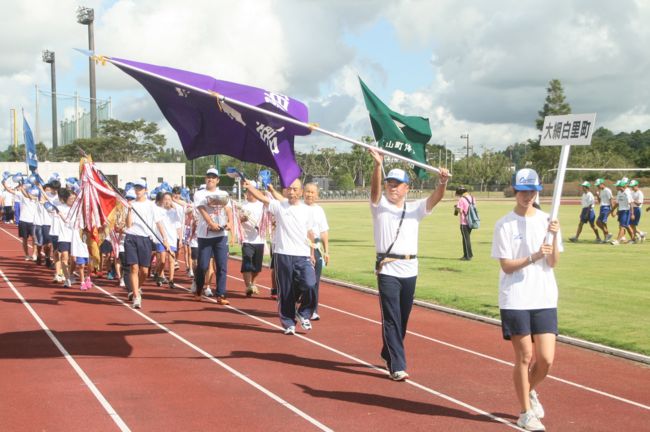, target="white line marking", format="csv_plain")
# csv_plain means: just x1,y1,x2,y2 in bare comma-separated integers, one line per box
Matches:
89,283,334,432
176,281,524,431
227,275,650,412
0,270,131,432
